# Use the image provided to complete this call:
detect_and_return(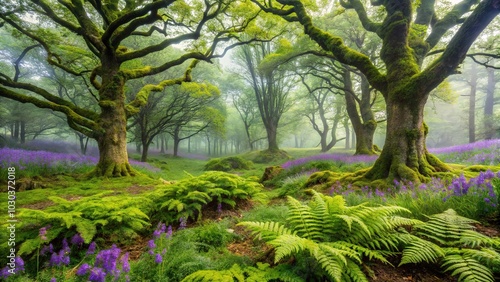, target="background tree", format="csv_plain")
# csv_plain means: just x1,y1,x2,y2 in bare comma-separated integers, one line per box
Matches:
296,61,346,152
253,0,500,184
0,0,258,176
131,82,222,161
234,40,296,153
